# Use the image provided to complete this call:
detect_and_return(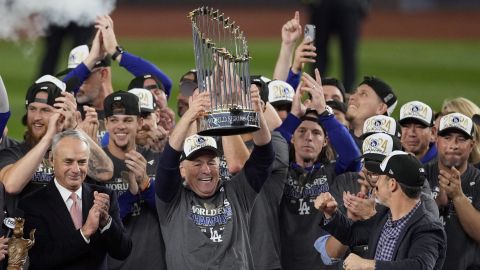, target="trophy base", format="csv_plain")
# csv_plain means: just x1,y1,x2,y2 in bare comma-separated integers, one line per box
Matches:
197,109,260,136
